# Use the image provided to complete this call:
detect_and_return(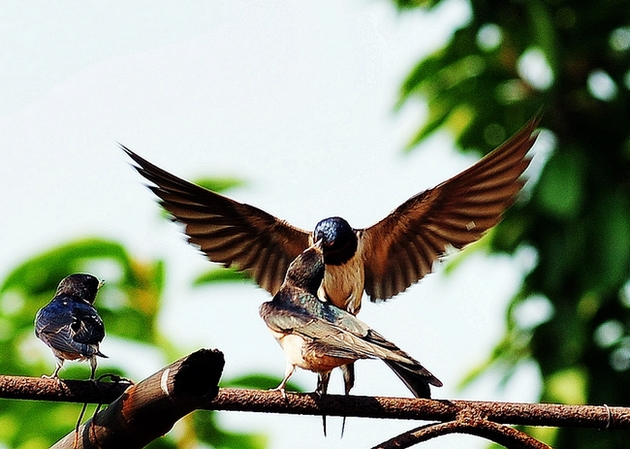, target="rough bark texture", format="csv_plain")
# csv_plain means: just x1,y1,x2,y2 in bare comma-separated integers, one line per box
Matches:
1,359,628,448
0,374,130,403
206,389,629,430
50,348,224,449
